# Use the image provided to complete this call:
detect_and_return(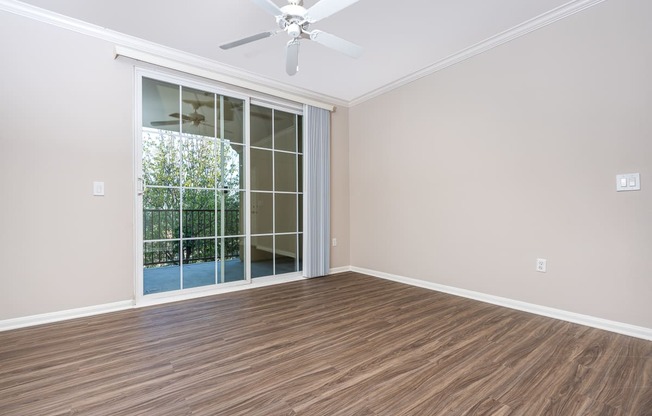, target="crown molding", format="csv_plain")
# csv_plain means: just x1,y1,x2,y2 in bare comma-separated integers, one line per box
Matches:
0,0,348,109
347,0,606,107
